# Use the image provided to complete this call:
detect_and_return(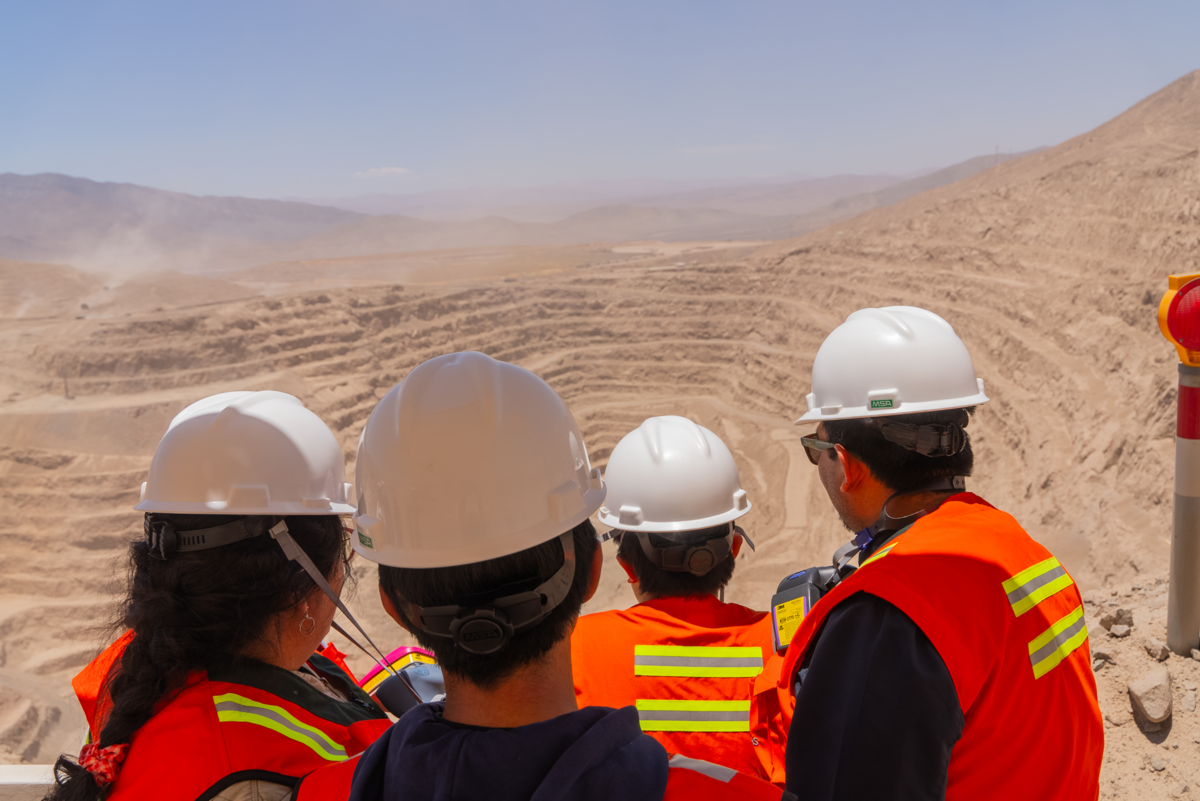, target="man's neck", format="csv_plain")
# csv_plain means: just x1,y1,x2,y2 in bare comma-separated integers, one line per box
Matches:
440,636,580,728
631,584,719,605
